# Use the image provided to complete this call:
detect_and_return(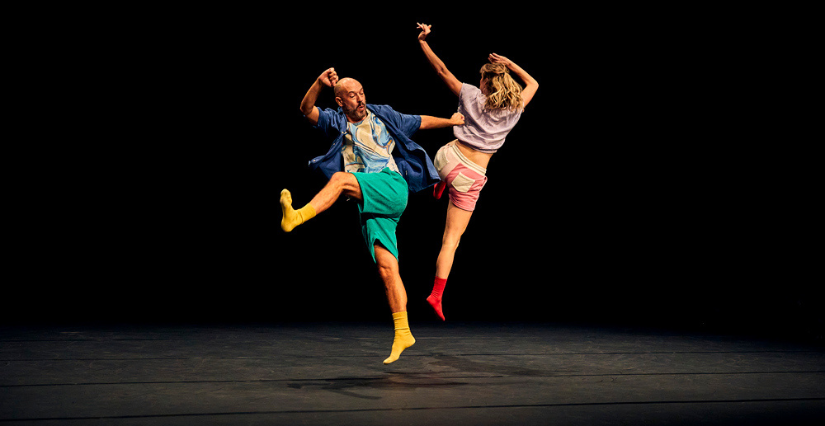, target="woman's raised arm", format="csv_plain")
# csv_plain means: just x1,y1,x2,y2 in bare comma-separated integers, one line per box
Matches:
489,53,539,108
417,23,462,97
